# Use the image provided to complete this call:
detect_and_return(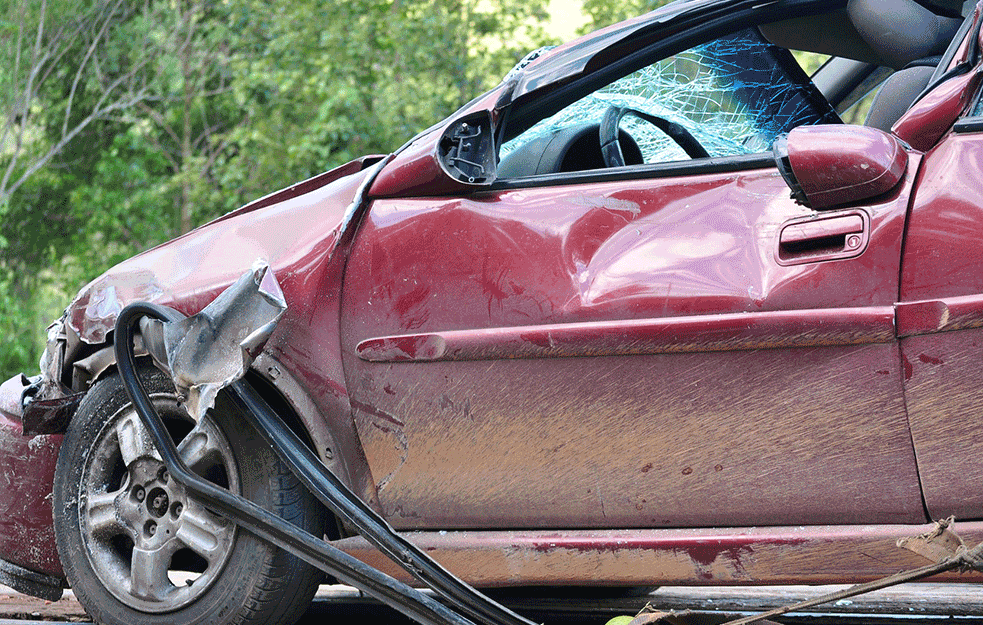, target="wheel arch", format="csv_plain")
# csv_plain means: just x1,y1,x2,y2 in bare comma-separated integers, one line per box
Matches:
65,341,358,538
